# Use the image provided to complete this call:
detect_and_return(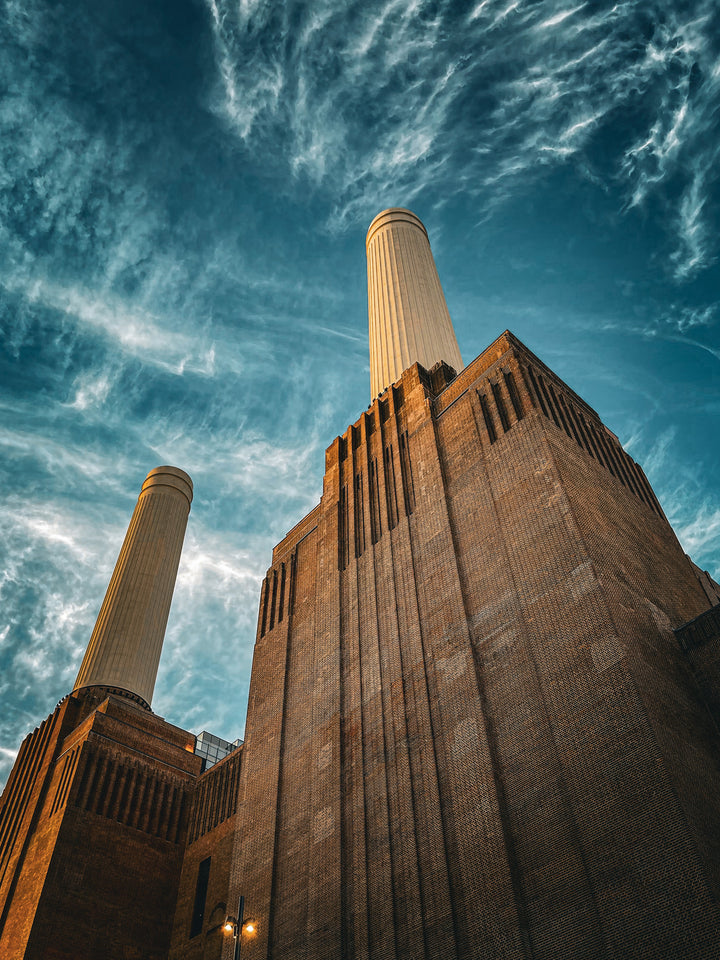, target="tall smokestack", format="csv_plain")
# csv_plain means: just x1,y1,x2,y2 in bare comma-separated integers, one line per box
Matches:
366,208,463,399
73,465,193,710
